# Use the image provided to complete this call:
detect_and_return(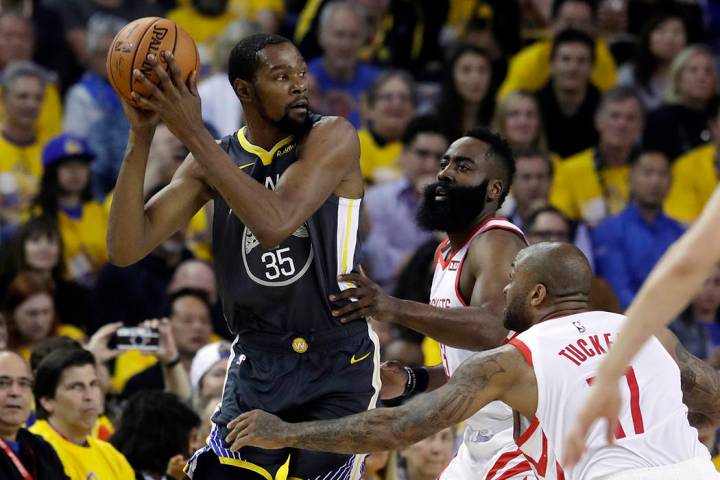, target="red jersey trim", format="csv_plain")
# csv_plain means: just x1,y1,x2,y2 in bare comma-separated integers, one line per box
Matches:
509,338,533,366
515,416,539,448
437,217,521,270
495,463,533,480
485,449,526,480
